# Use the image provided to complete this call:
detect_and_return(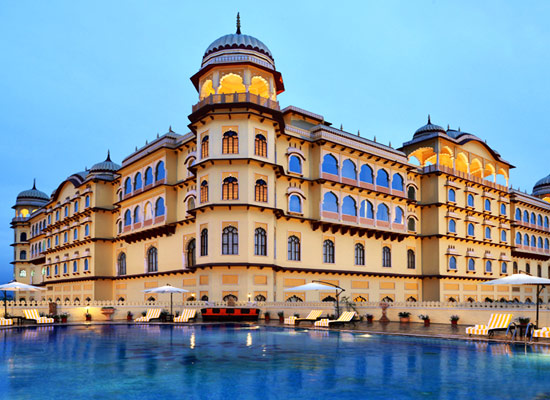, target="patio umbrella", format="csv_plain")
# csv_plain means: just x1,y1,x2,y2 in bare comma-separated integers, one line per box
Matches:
284,281,345,317
482,273,550,328
0,281,46,317
142,284,189,316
